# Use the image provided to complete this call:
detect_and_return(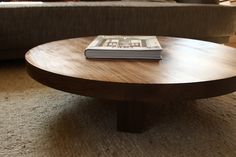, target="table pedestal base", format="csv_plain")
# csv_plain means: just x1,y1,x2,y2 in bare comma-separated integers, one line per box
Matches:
117,102,147,133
